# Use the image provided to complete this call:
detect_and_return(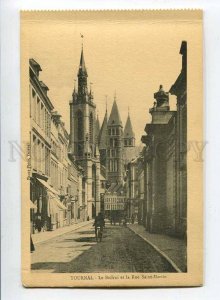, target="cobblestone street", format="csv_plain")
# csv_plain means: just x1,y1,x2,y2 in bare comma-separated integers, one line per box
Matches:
31,223,177,273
